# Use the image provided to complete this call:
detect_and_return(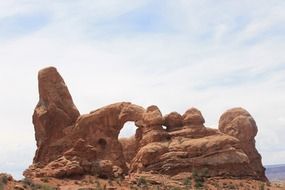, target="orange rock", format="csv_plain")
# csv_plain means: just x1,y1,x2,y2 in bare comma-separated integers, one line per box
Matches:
164,112,183,132
33,67,80,164
219,108,266,180
182,107,205,126
24,67,267,182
